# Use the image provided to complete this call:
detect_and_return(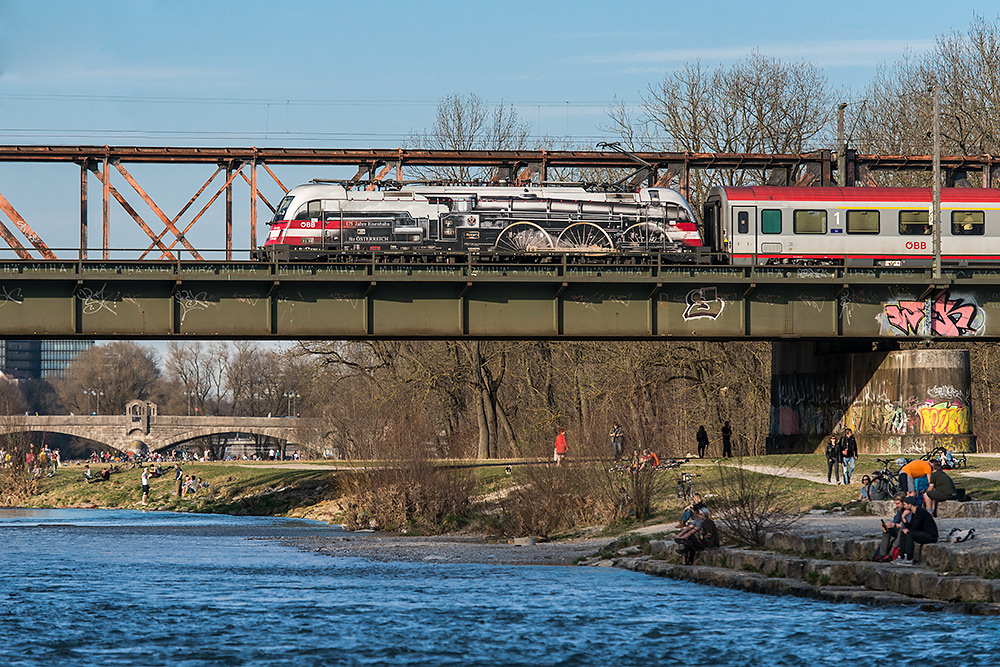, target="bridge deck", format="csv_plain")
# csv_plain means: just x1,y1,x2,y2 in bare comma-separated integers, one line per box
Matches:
0,257,997,340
